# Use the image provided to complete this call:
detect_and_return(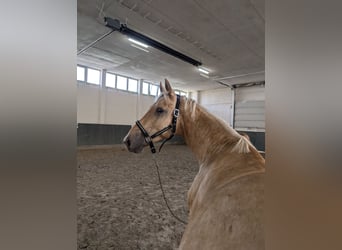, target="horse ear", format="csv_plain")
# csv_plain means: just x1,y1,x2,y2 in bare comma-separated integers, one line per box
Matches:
159,81,166,94
164,79,174,96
